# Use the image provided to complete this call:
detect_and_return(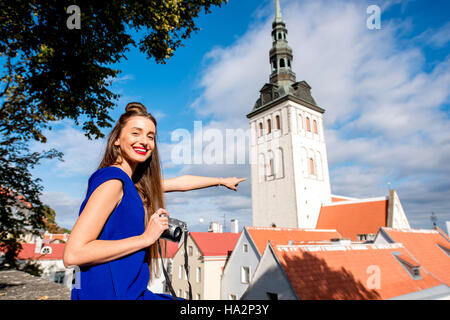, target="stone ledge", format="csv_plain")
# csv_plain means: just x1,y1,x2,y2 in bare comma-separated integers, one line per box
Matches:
0,269,70,300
